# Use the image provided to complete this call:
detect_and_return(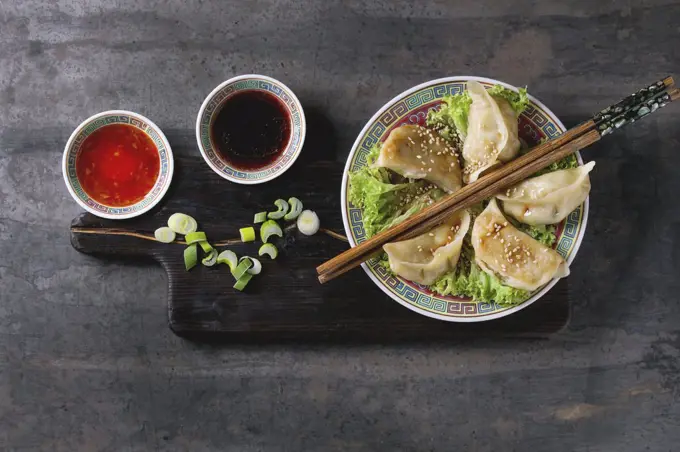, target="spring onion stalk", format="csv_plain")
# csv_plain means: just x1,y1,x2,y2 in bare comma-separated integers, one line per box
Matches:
258,243,278,259
260,220,283,243
199,241,213,253
267,199,289,220
254,212,267,224
284,197,303,220
184,244,198,271
231,258,253,279
168,213,198,235
185,231,207,244
233,273,253,291
154,227,176,243
239,227,256,242
201,249,218,267
239,256,262,275
217,250,238,270
297,210,320,236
